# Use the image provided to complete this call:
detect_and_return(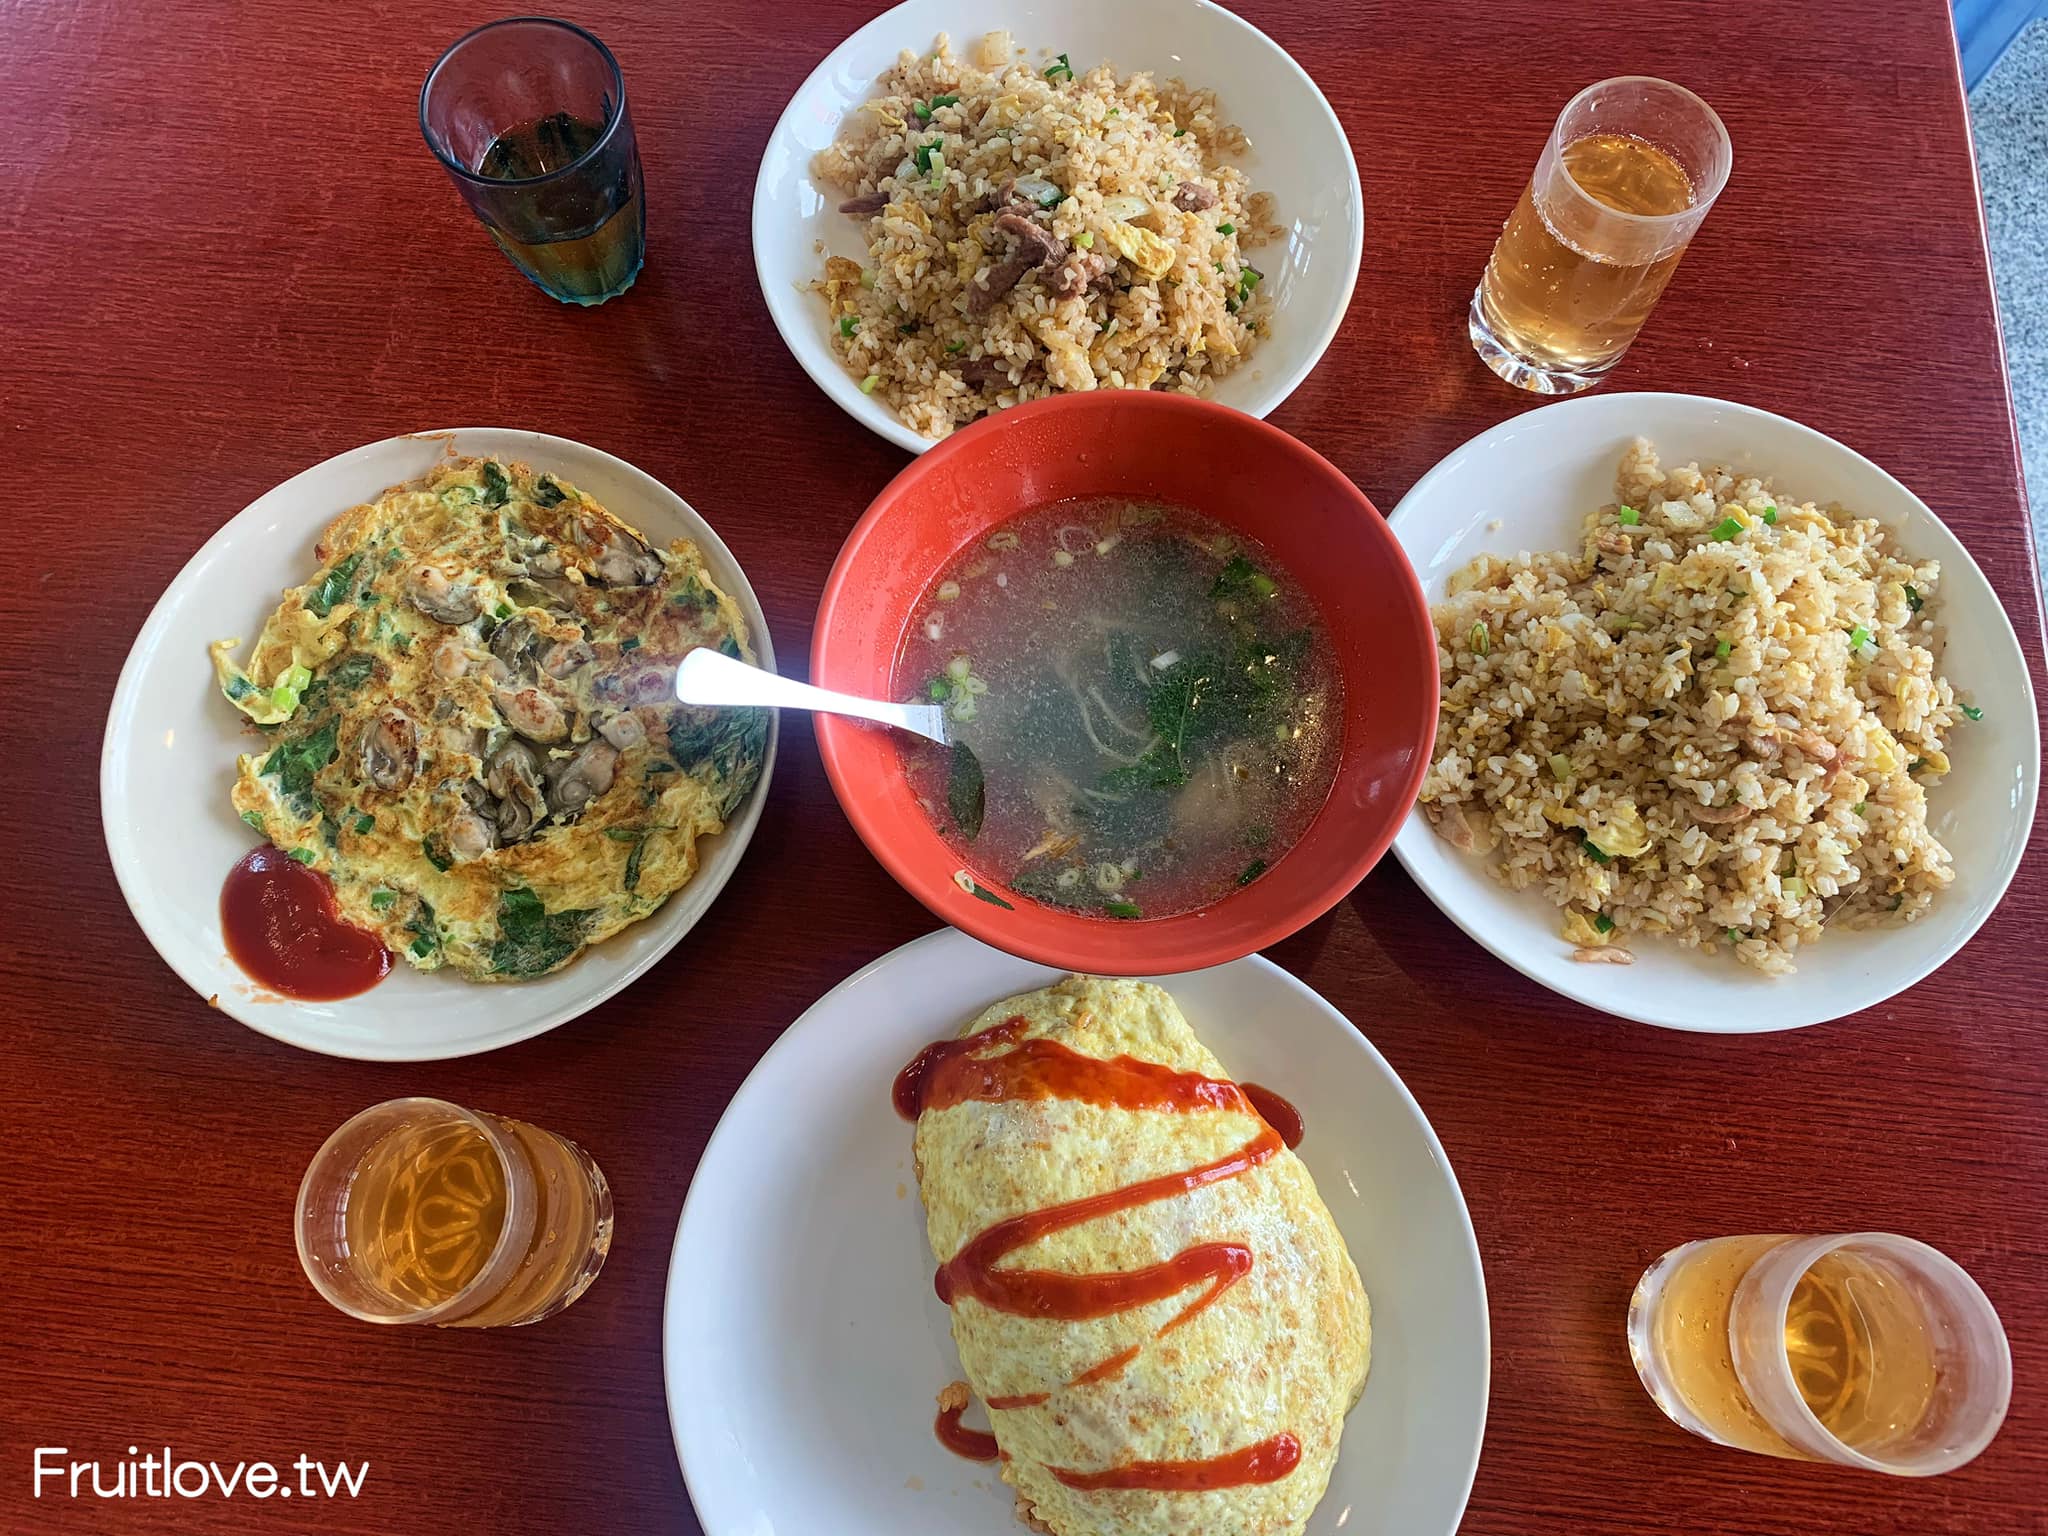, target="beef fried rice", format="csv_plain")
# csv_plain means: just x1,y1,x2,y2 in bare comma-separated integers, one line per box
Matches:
811,32,1278,440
